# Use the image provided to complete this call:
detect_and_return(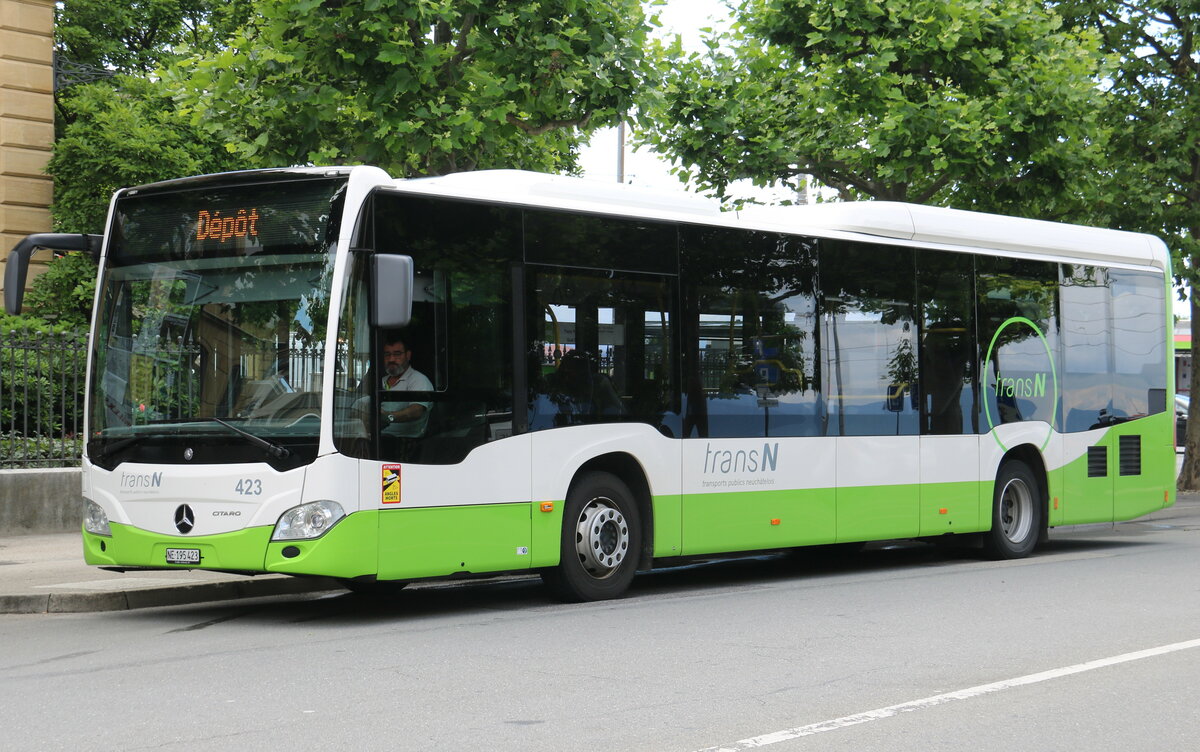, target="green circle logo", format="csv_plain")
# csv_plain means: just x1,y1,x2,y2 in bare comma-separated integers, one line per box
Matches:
983,316,1059,452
